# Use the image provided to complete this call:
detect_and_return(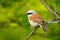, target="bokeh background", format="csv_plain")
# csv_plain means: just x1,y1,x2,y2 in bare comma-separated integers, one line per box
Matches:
0,0,60,40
